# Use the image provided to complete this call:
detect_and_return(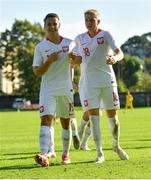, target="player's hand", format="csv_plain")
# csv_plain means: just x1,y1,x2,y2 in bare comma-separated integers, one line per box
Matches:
69,52,77,59
69,52,77,65
106,55,116,65
47,50,62,64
